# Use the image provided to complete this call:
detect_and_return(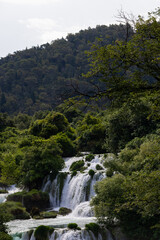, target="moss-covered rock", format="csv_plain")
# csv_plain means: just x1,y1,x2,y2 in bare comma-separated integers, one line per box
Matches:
85,223,100,237
34,225,54,240
0,201,30,220
7,190,50,212
85,154,94,162
59,207,72,216
40,211,57,219
69,160,84,172
88,169,95,178
67,223,78,230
